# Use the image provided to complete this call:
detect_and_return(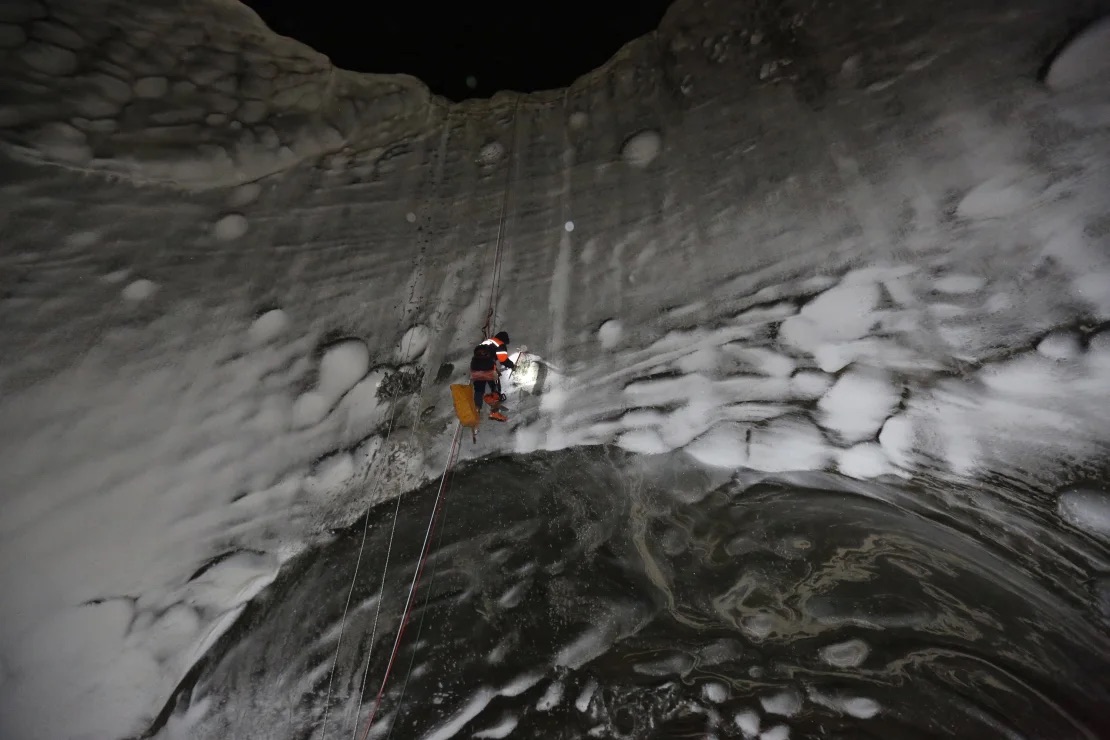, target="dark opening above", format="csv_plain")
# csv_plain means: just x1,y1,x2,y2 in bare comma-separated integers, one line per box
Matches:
240,0,675,101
